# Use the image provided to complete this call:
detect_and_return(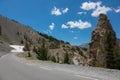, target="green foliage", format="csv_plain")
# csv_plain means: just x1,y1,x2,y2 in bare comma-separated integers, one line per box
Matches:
34,43,48,60
11,19,19,23
105,32,115,68
79,51,83,56
20,39,24,44
38,32,59,42
105,32,120,69
50,56,56,62
37,47,48,60
62,45,65,47
0,34,10,42
66,46,70,49
82,48,88,51
71,47,76,52
33,46,37,52
27,51,31,57
114,53,120,69
65,42,70,44
37,32,70,44
64,53,69,64
24,34,28,41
